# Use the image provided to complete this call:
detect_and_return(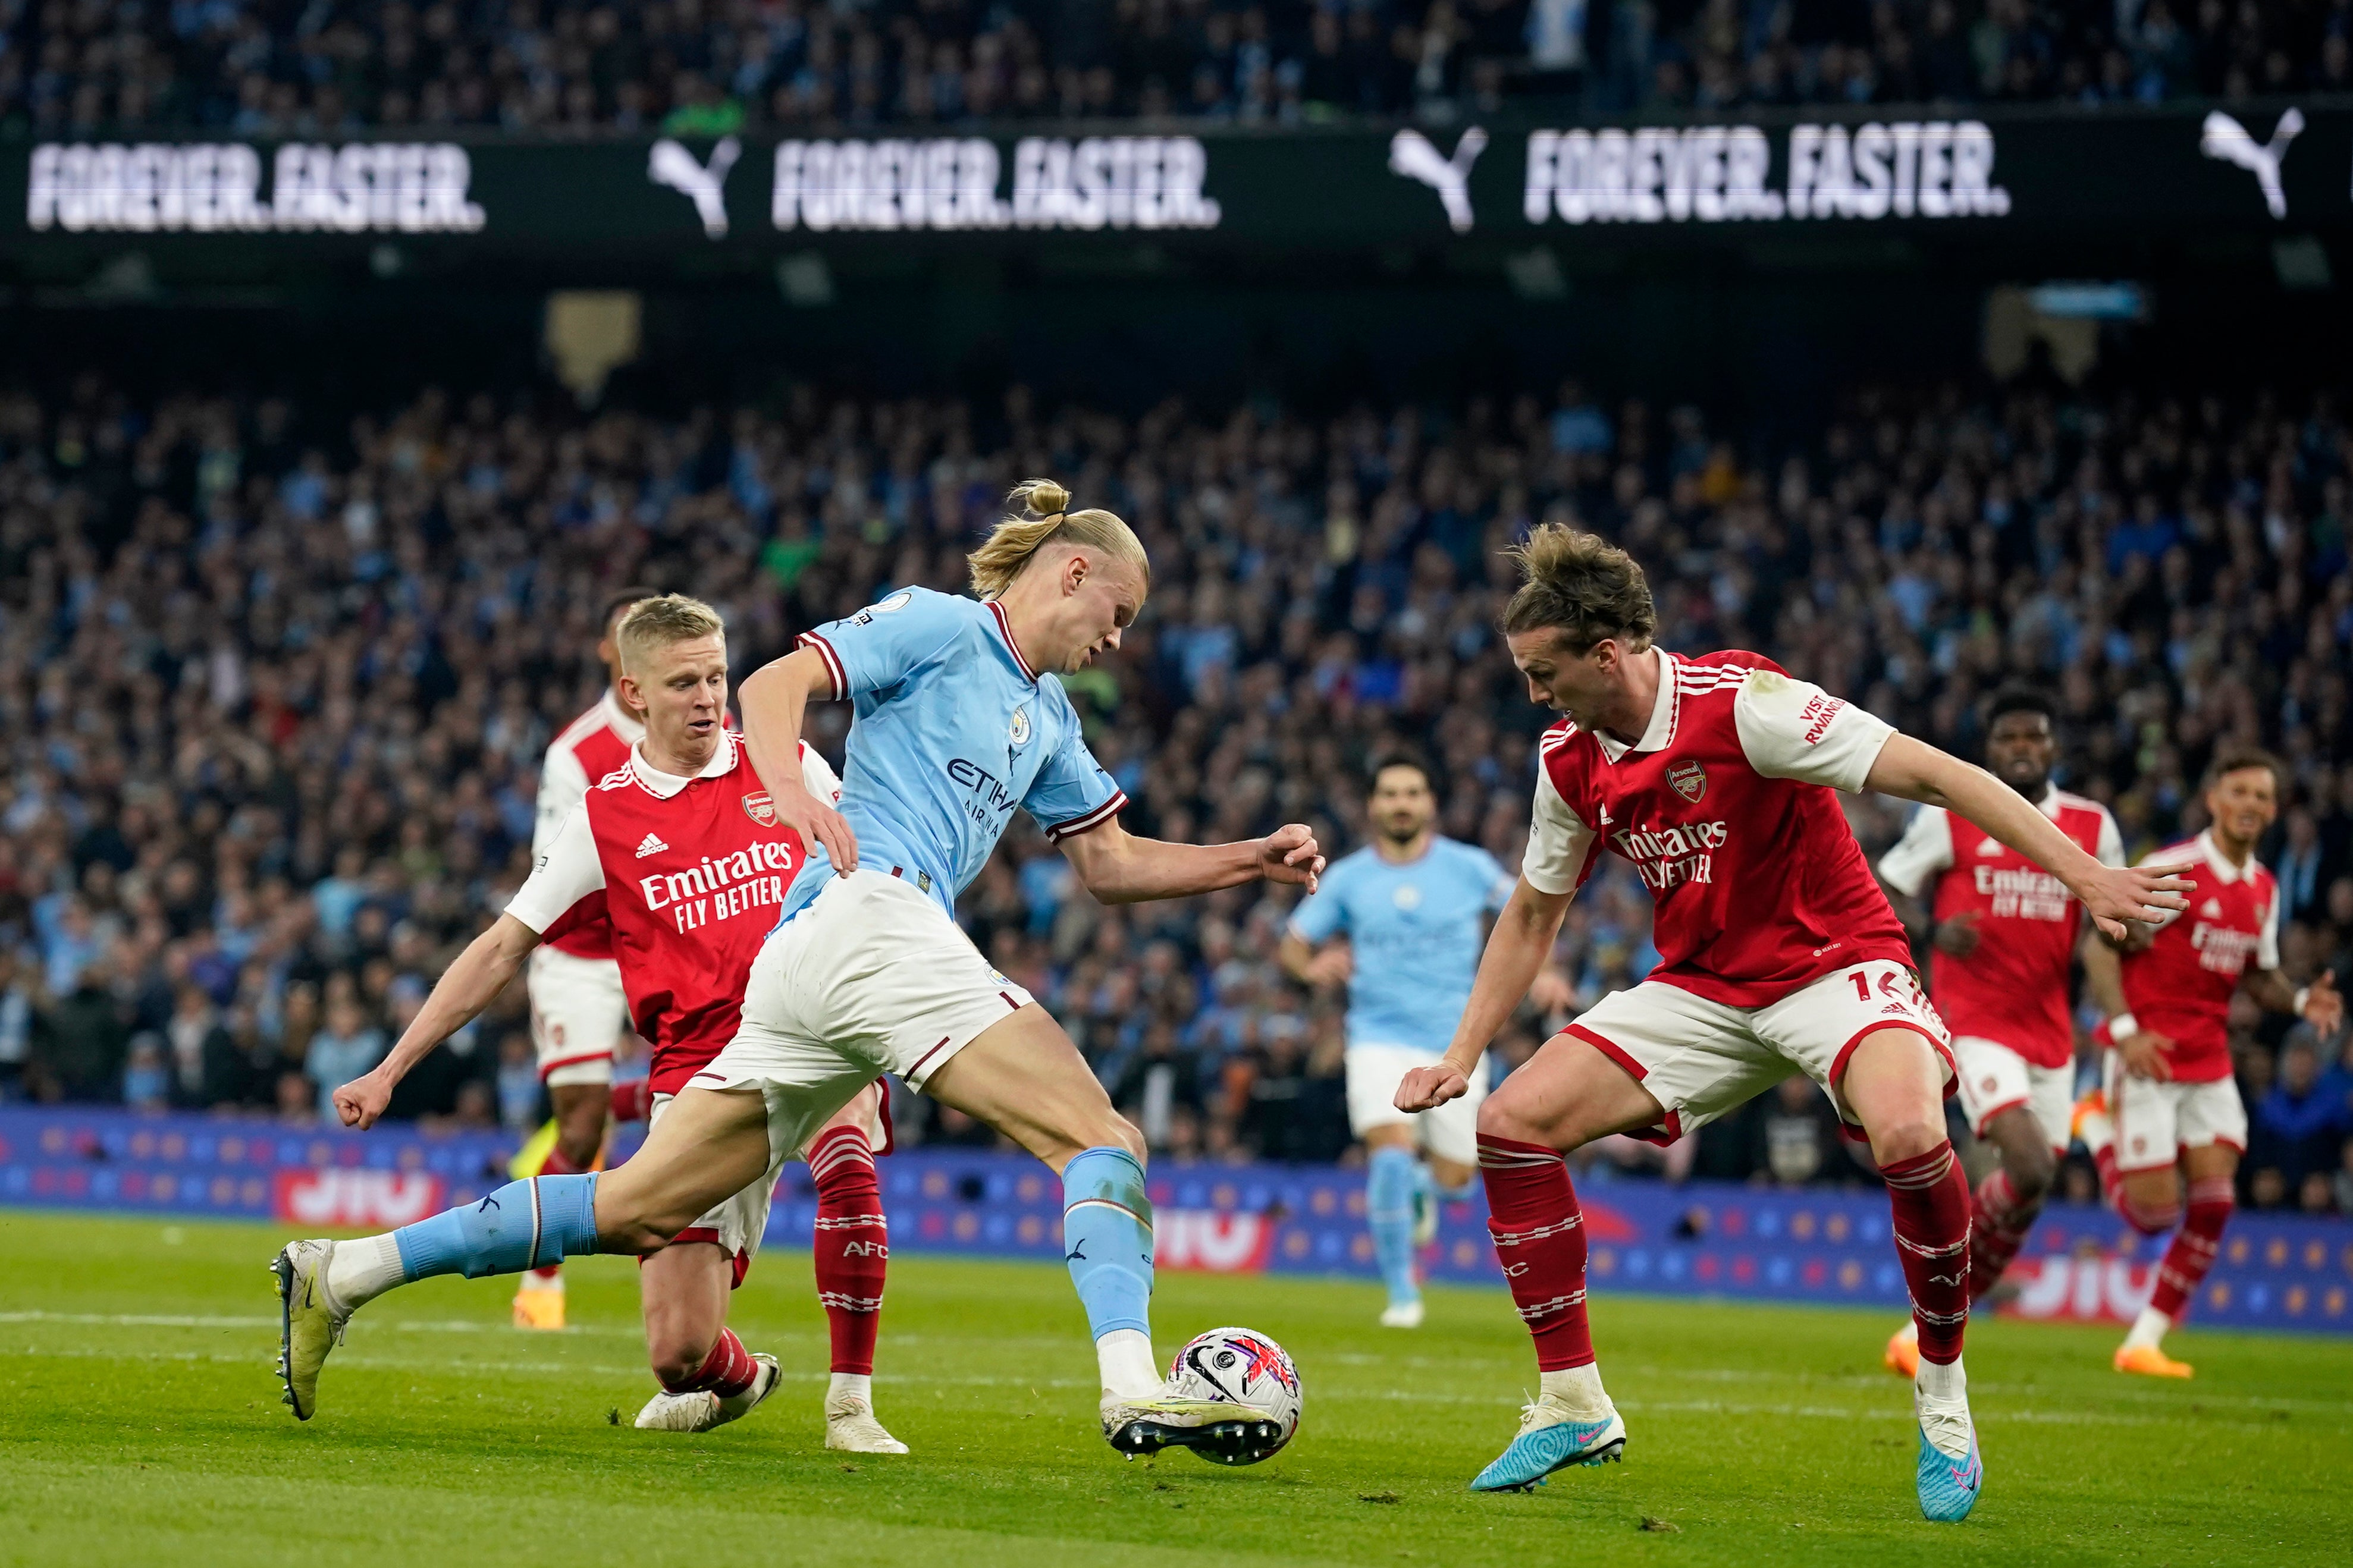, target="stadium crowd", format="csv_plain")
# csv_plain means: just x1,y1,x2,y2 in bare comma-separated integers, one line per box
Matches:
1,0,2346,138
0,367,2349,1213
